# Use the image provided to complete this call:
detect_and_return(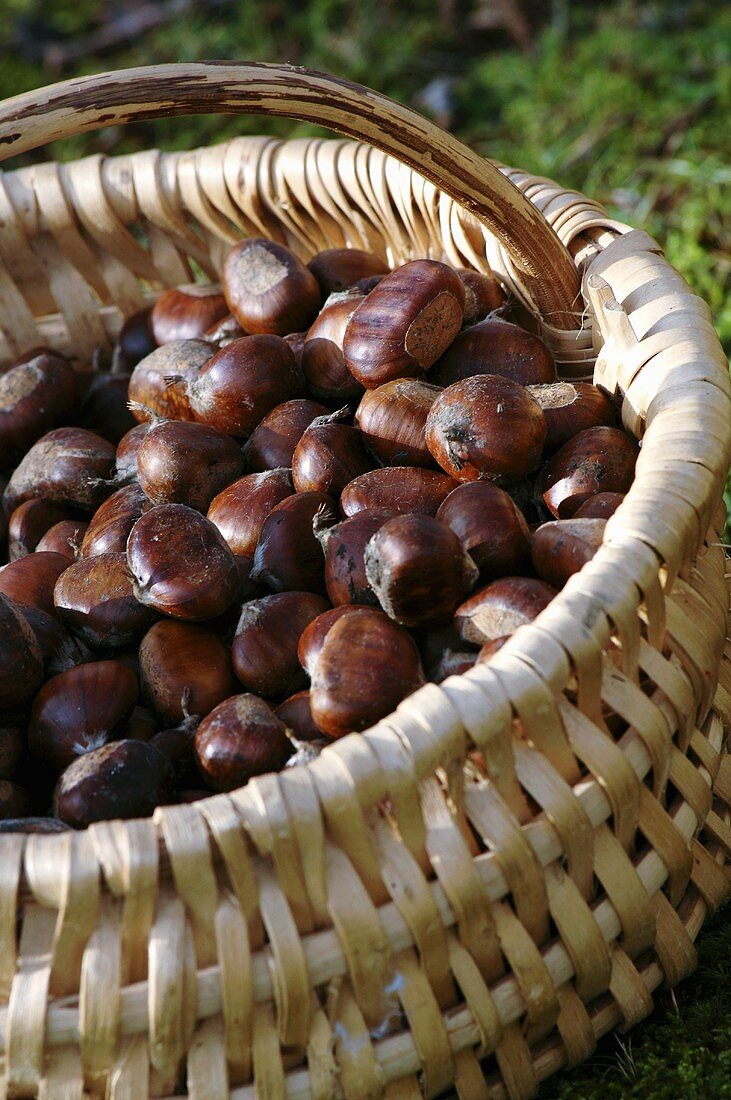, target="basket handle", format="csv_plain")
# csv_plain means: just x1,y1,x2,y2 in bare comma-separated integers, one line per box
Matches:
0,62,581,326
